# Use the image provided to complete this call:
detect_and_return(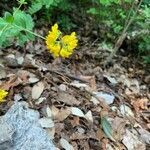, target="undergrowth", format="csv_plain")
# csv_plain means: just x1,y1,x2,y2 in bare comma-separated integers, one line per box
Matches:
0,0,149,63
